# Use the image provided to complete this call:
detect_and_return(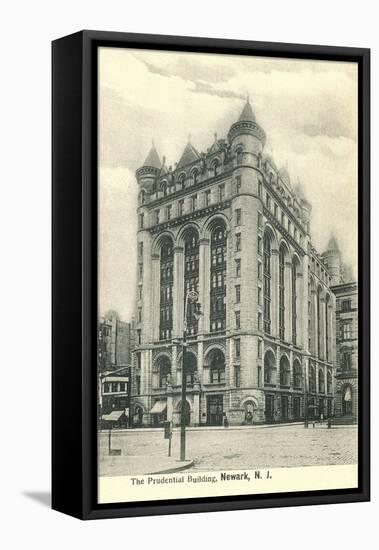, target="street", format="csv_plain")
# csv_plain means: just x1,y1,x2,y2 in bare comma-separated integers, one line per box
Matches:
99,424,358,477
